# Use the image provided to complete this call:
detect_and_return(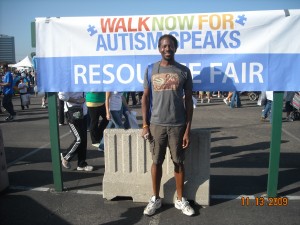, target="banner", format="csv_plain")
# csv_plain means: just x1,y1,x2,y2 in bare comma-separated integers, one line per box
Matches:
35,9,300,92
